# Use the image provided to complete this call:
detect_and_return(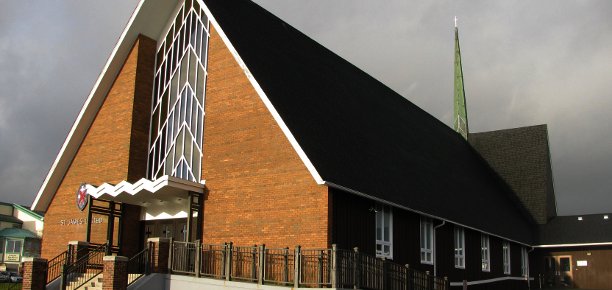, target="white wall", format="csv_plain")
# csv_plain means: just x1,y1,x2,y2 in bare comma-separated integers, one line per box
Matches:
13,209,43,237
